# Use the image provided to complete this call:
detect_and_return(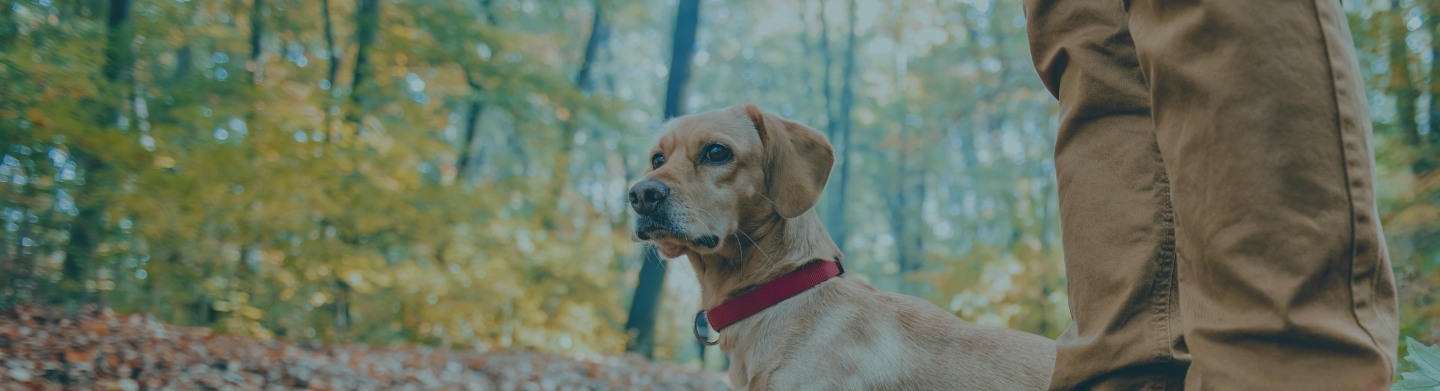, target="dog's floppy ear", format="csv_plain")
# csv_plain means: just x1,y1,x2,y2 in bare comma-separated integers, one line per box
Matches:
742,104,834,219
